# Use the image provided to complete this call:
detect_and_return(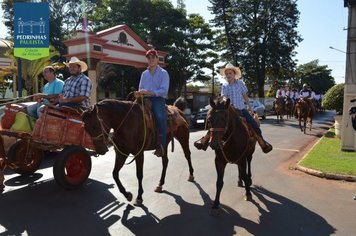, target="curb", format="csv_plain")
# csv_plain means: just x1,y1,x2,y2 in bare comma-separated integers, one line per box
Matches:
295,165,356,182
295,129,356,182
